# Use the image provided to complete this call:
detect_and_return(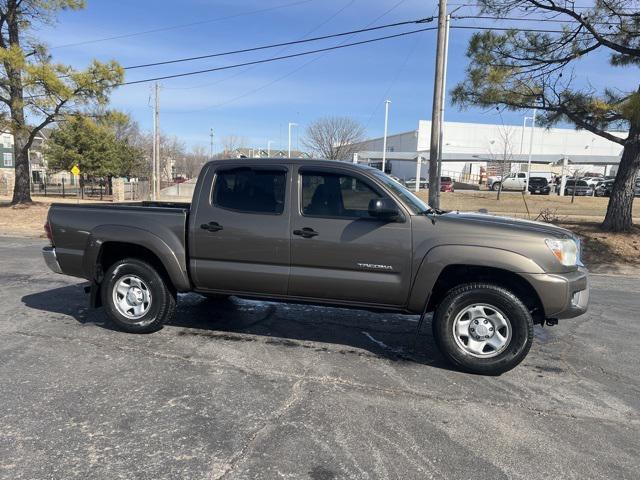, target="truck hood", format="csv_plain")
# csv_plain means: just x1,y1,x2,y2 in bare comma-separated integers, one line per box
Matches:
438,211,575,239
409,211,580,274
